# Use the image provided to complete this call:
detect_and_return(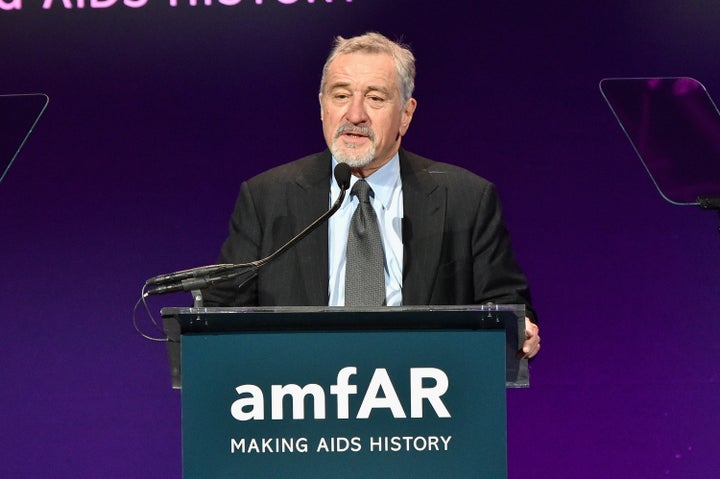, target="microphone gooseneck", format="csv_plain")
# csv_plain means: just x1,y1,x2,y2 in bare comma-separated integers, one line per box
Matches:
145,163,353,296
249,162,351,270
